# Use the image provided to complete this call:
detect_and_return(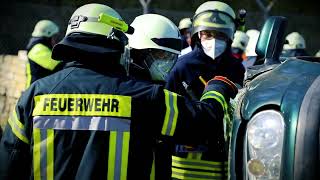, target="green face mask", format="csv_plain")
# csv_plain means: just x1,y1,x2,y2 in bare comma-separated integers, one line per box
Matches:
149,58,176,81
145,49,177,81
